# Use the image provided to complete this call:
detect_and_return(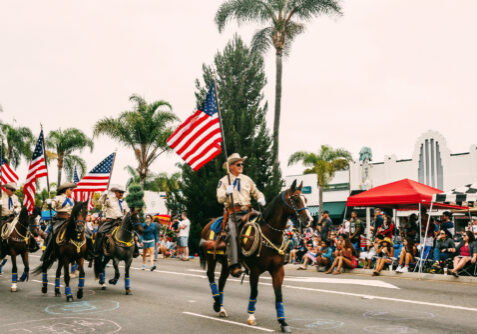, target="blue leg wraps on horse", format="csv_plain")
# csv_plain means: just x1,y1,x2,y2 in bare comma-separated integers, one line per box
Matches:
65,286,72,297
42,273,48,288
125,276,130,289
12,273,18,283
71,264,77,273
78,274,85,288
209,282,219,298
100,272,105,282
248,299,257,314
55,277,60,290
20,272,28,281
220,291,224,306
276,302,285,320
